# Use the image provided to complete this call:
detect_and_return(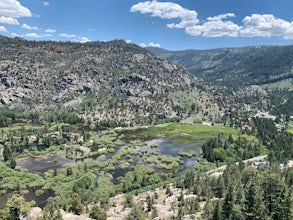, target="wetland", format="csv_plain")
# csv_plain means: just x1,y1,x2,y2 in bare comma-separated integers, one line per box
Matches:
0,122,238,209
